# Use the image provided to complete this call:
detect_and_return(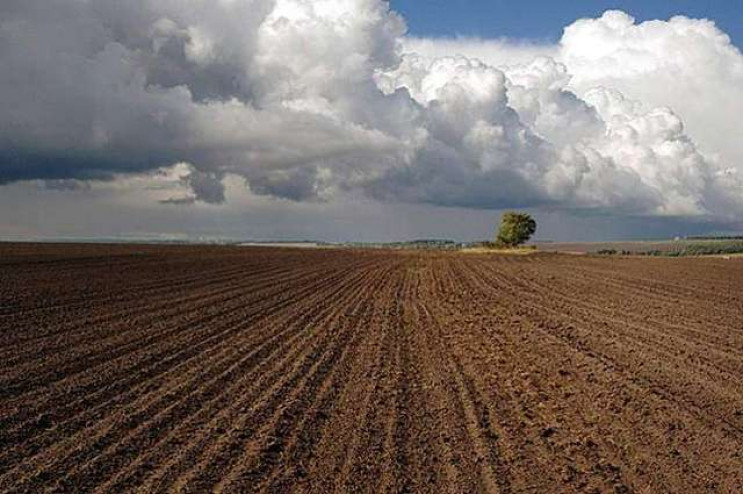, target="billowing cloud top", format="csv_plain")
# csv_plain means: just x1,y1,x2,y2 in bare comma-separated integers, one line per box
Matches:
1,2,741,219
